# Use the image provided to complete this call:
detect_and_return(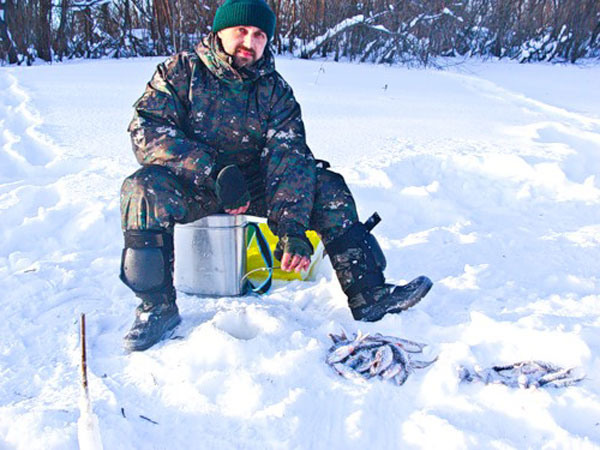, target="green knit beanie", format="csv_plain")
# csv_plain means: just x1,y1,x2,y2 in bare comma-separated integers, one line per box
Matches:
212,0,276,41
